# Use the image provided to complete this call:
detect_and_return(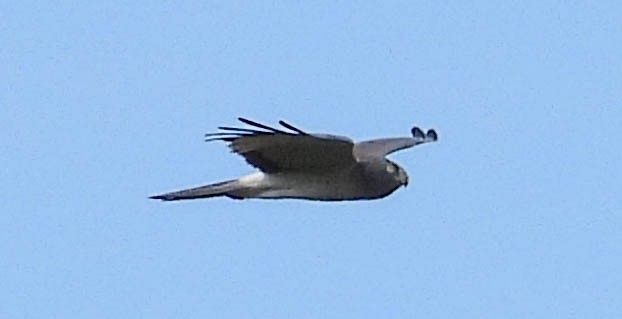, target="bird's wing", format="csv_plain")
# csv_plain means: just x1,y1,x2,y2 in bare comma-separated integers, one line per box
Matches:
205,118,356,173
353,127,438,160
